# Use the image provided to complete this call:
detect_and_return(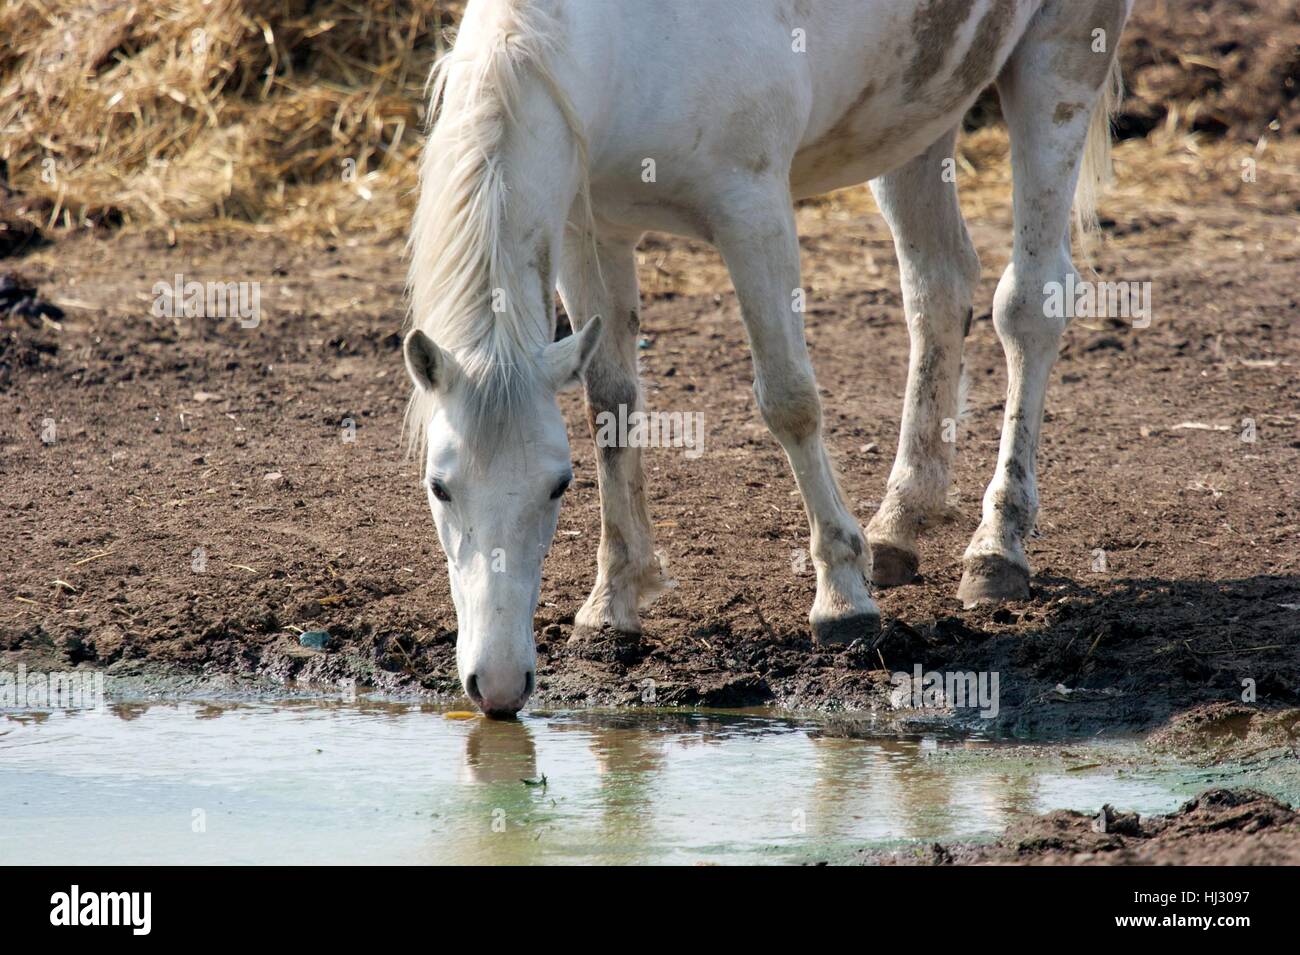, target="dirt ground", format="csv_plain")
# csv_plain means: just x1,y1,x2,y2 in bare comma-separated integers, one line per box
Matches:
4,125,1298,733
